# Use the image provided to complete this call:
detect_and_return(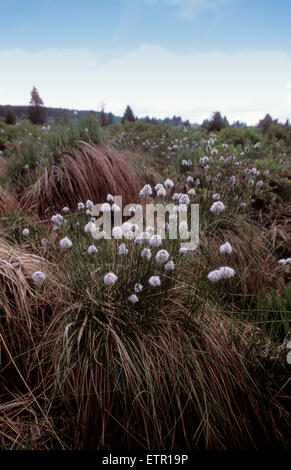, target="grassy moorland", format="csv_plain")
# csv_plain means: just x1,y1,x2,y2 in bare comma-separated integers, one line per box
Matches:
0,116,290,450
